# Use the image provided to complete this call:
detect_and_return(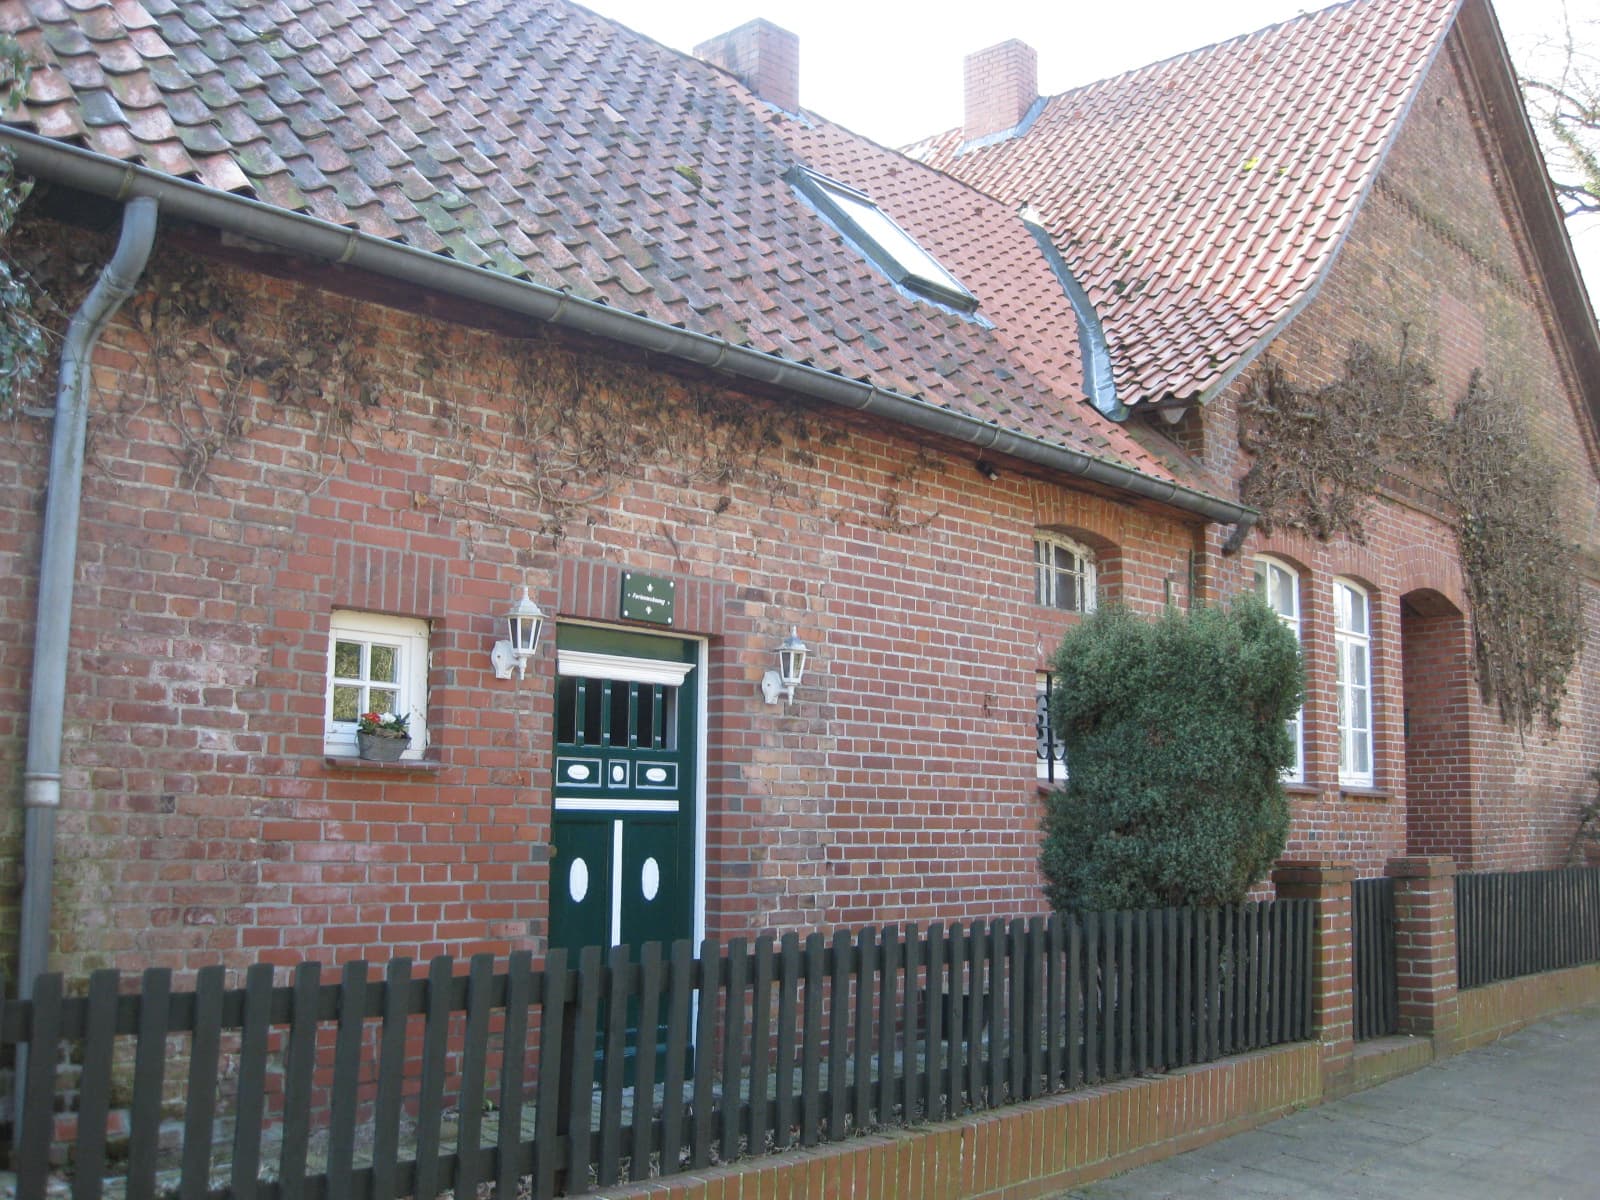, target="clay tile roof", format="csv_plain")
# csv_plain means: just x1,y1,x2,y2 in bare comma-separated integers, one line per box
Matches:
910,0,1460,406
0,0,1199,491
